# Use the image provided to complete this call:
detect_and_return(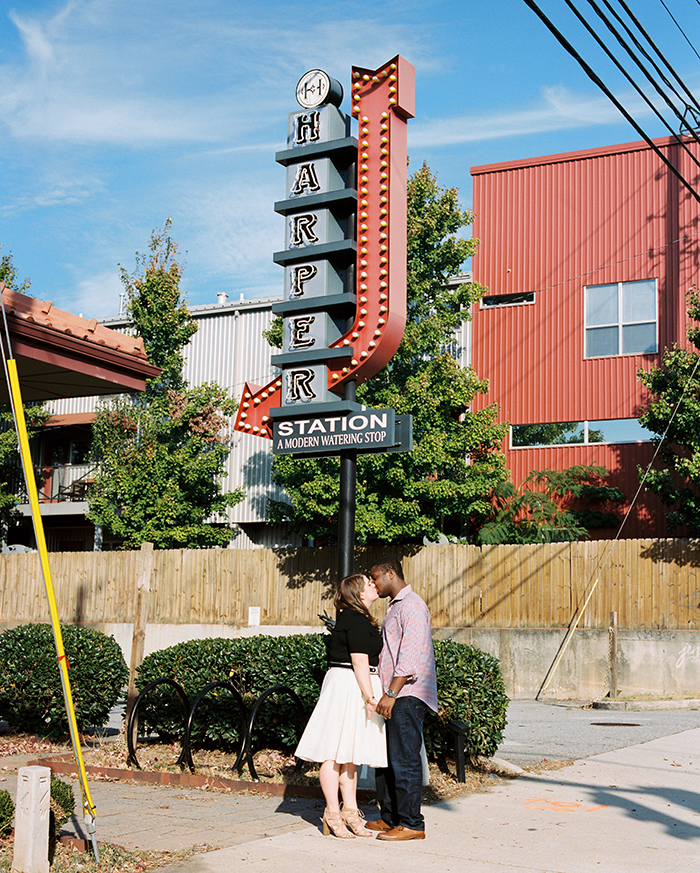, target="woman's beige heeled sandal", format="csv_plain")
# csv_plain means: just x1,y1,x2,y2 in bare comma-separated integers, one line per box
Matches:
341,807,373,836
322,808,355,838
